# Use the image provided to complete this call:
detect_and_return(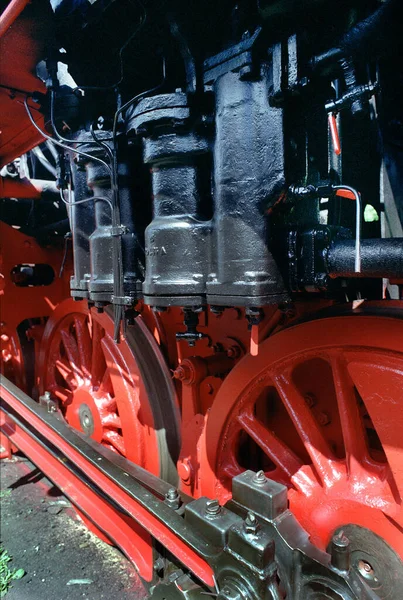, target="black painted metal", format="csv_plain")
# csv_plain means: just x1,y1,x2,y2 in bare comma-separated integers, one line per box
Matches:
69,153,93,300
127,93,211,307
70,132,143,306
327,238,403,279
204,37,288,307
84,138,115,304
